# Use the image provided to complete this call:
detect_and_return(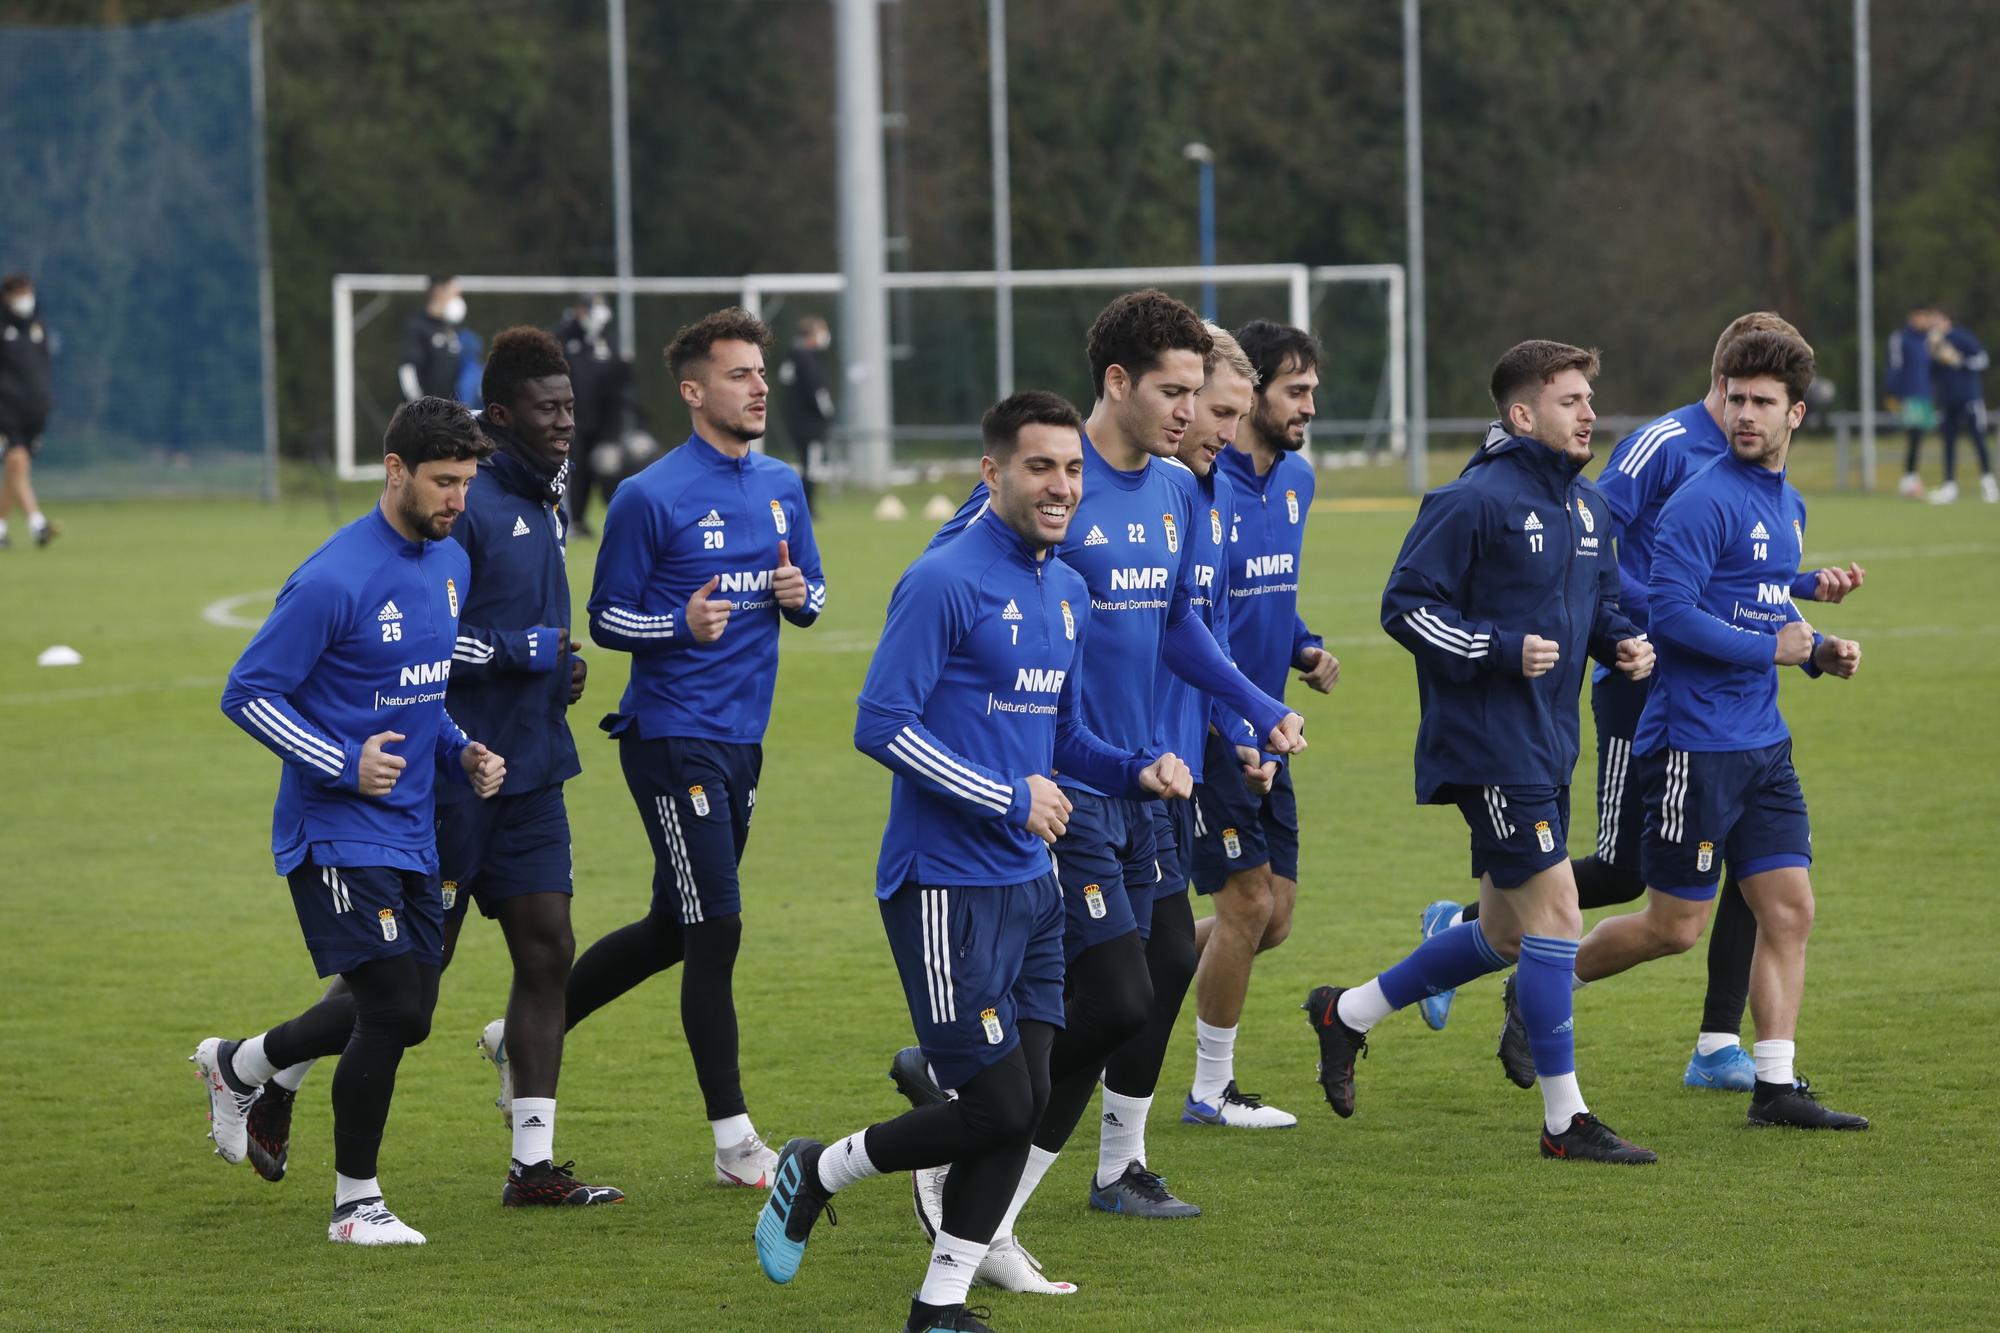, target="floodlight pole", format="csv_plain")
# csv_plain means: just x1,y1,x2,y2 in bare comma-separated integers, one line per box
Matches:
835,0,895,489
1854,0,1876,490
1184,142,1217,320
608,0,637,360
1403,0,1428,494
988,0,1014,397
